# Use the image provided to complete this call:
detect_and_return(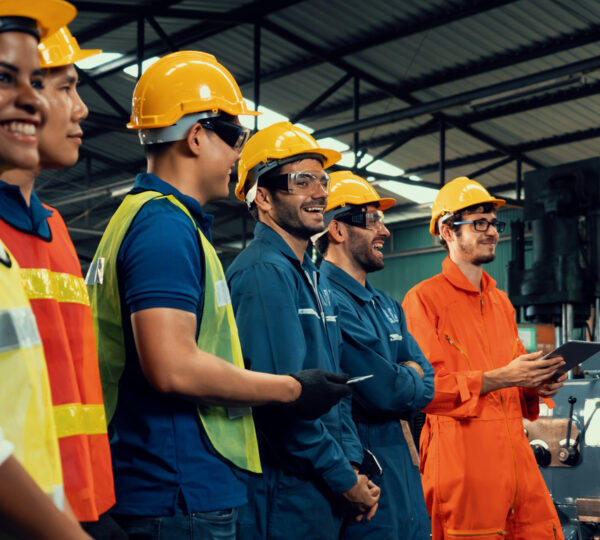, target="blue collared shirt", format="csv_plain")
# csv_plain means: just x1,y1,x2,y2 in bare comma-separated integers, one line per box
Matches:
320,260,434,418
226,222,361,494
0,180,53,239
110,173,246,516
